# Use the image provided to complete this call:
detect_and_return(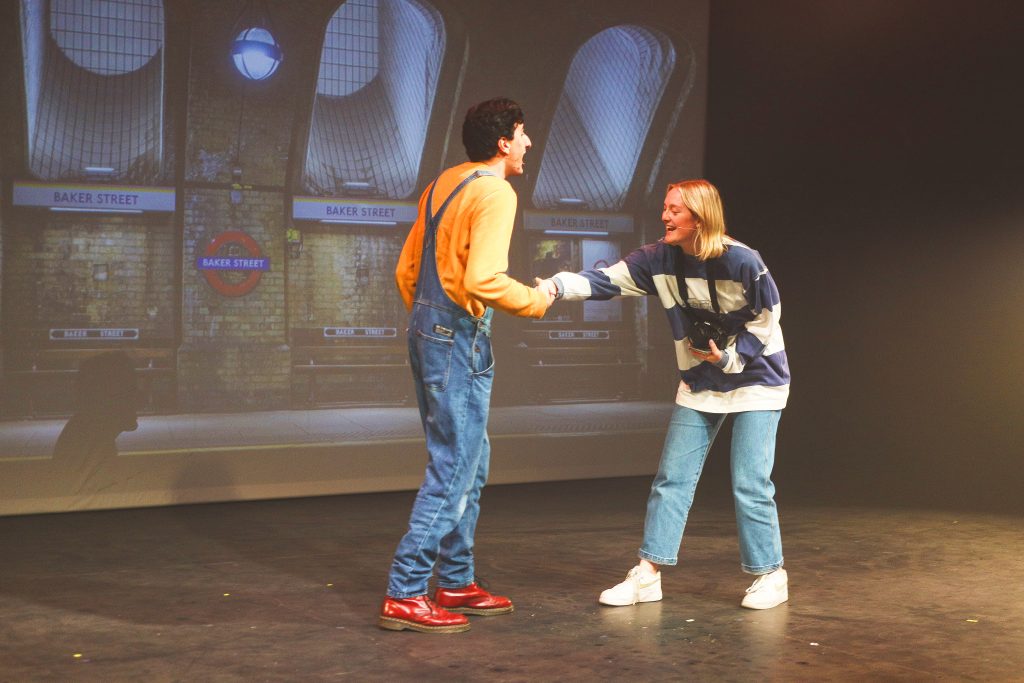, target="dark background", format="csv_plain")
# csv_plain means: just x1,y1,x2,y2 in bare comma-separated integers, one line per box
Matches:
701,0,1024,511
